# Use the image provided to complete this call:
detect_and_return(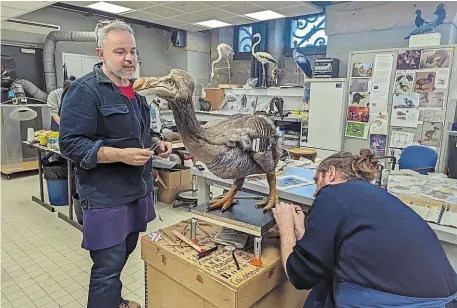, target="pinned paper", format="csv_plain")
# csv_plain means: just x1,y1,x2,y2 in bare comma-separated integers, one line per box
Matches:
345,121,369,139
370,112,388,135
389,131,415,149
